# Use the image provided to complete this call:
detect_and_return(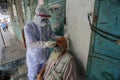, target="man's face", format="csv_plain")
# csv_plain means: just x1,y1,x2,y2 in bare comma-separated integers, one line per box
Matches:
53,37,67,57
56,37,67,48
